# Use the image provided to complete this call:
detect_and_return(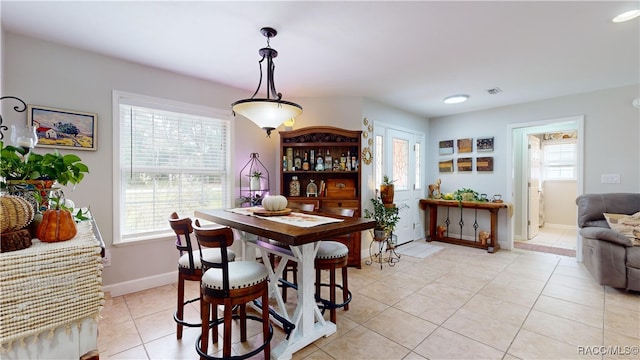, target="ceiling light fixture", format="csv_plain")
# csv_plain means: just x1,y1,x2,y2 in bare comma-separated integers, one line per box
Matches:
612,9,640,23
231,27,302,137
443,94,469,104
